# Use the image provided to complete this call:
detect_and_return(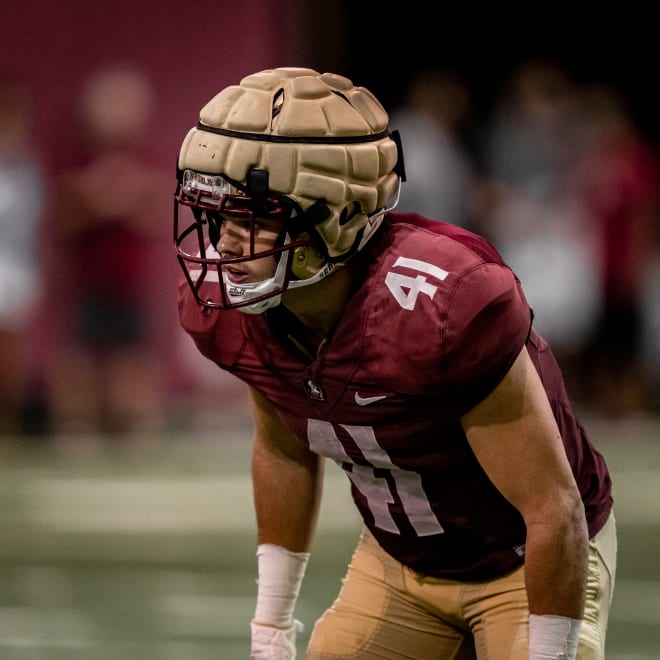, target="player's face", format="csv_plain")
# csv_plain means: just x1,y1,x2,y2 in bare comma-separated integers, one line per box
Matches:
216,215,281,284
